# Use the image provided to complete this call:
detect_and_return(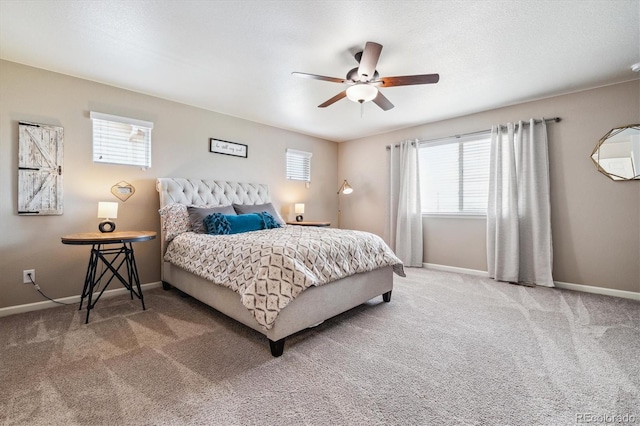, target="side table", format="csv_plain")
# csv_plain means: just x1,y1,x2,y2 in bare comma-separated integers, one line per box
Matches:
61,231,156,323
285,221,331,227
